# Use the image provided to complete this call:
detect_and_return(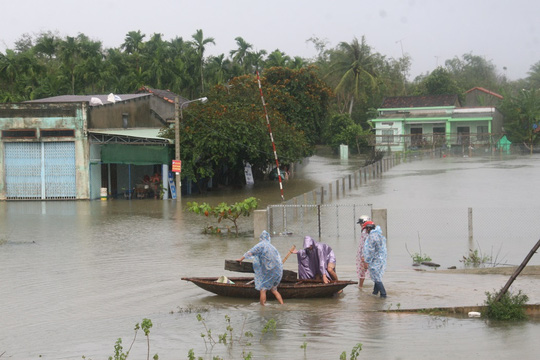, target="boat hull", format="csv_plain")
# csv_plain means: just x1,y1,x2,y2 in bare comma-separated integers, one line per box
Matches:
182,277,357,299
